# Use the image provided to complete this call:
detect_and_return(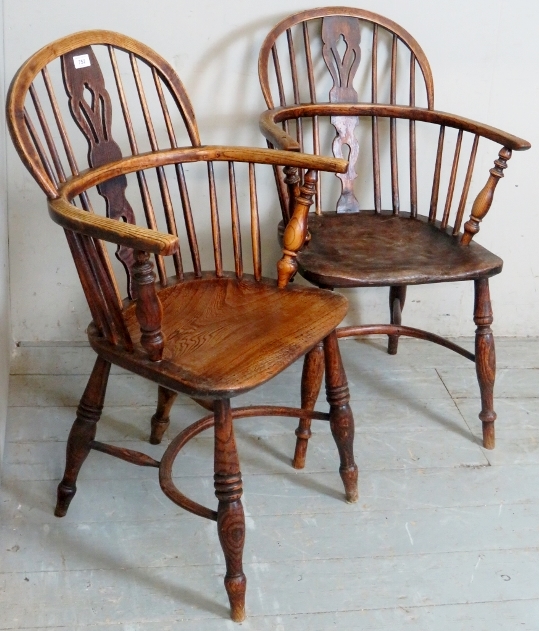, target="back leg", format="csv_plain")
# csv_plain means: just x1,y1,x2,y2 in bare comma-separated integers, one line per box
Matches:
292,341,325,469
388,285,407,355
55,356,111,517
150,386,178,444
